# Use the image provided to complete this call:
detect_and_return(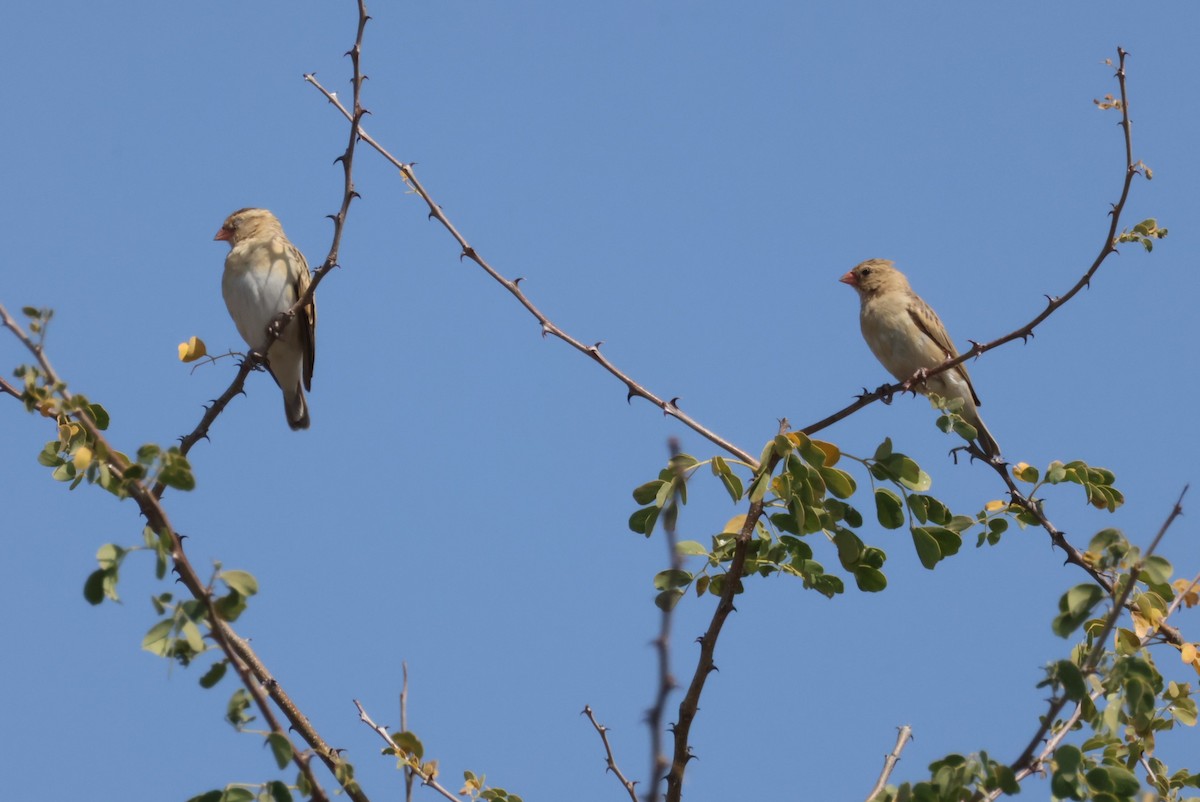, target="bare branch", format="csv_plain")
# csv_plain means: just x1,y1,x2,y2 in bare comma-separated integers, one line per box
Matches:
864,725,914,802
582,705,640,802
353,699,461,802
301,75,758,468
